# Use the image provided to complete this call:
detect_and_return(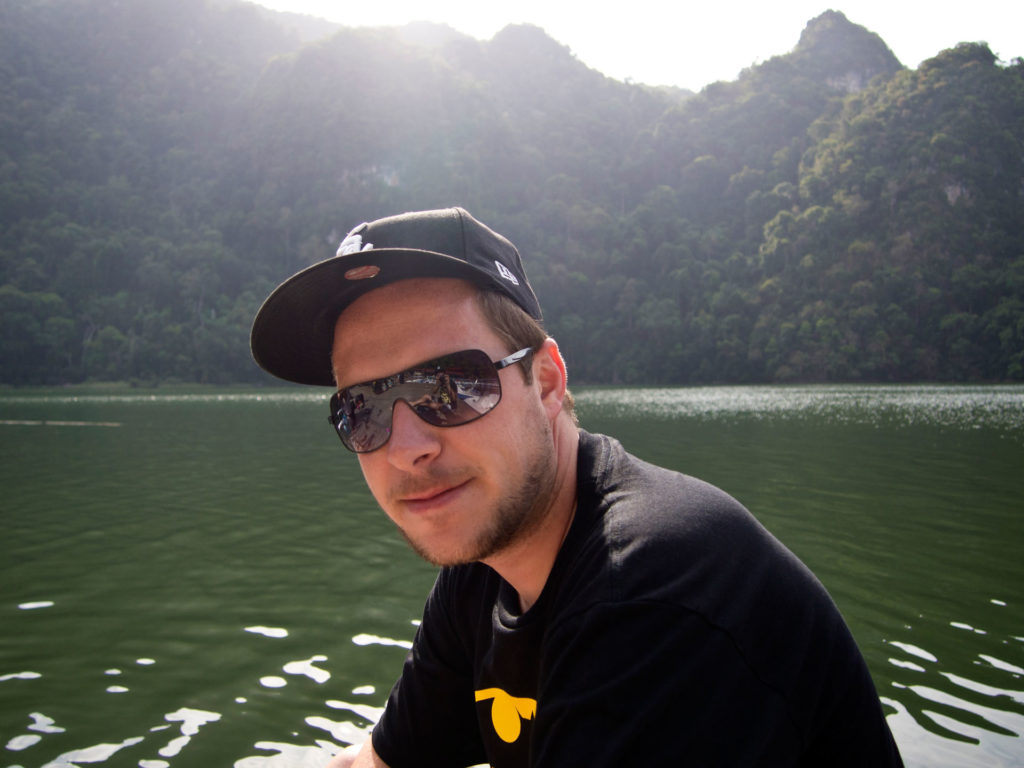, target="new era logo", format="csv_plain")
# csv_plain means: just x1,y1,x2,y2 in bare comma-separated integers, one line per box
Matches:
495,260,520,286
337,231,373,256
